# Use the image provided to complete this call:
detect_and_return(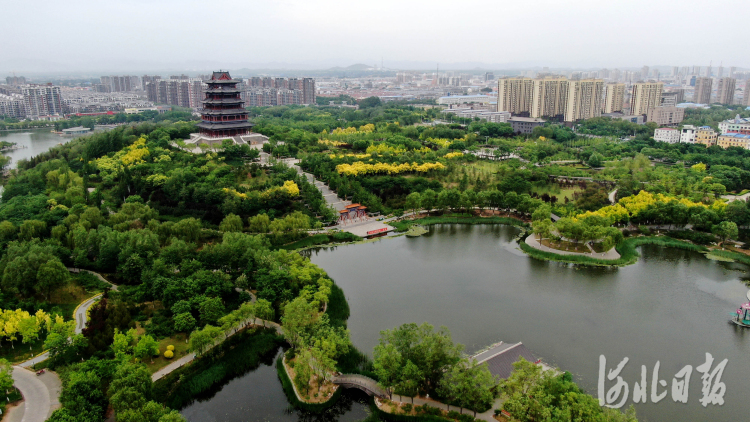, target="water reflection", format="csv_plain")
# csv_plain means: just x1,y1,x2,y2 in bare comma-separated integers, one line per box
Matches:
181,349,371,422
